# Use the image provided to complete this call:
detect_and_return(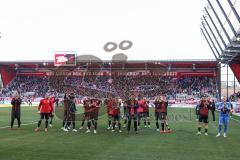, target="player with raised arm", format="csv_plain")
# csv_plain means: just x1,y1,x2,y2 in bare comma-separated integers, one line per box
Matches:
80,97,90,130
196,97,211,136
159,95,172,133
126,94,139,134
154,96,161,131
111,98,122,133
86,98,101,134
106,98,113,130
142,98,150,128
